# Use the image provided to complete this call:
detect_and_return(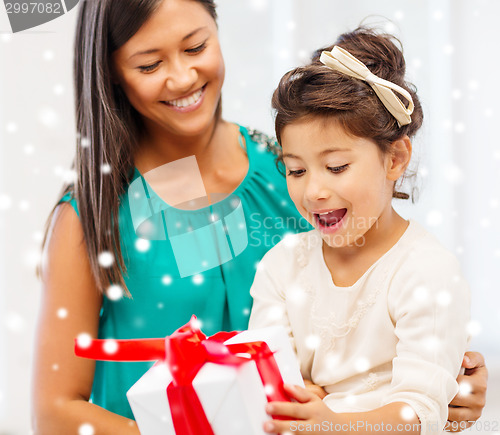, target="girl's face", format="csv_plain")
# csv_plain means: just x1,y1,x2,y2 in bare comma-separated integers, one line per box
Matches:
281,117,398,249
112,0,224,138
